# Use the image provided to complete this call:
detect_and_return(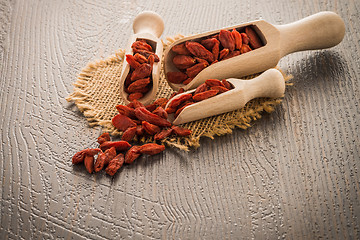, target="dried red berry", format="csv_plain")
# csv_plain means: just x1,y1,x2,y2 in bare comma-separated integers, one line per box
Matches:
112,114,136,131
125,146,142,164
167,71,188,84
139,143,165,155
192,89,219,101
97,132,110,144
134,107,172,127
100,141,131,152
185,41,214,63
172,126,192,137
171,43,191,55
172,55,196,69
142,121,161,135
154,128,173,141
130,63,152,81
105,153,124,176
219,29,235,51
152,106,168,119
122,127,137,142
